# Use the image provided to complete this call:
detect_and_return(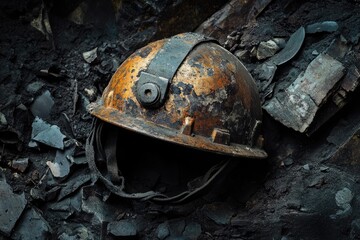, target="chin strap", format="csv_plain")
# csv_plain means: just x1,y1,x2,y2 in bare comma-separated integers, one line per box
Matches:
86,119,234,204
